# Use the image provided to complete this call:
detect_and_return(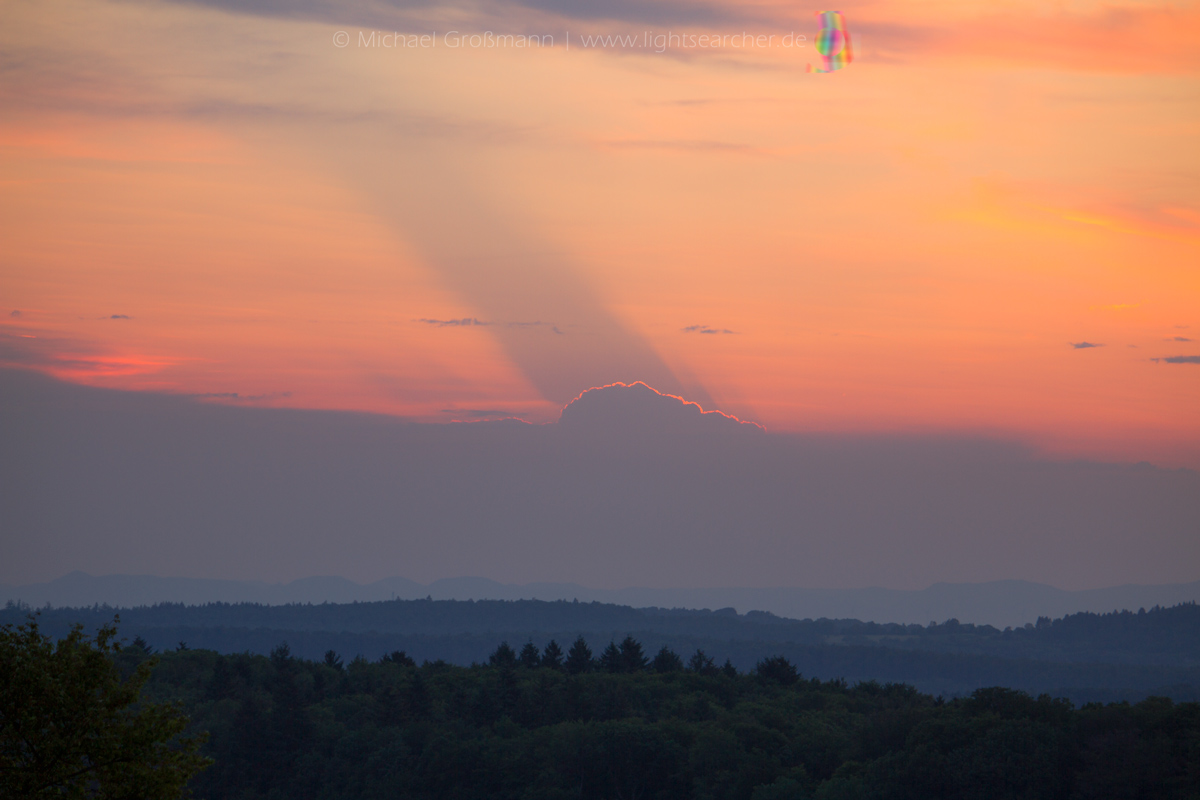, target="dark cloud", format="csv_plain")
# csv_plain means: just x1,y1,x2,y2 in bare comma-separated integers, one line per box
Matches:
416,318,492,327
683,325,736,335
1070,342,1103,349
1162,356,1200,365
9,310,19,318
2,369,1197,592
504,321,554,329
166,0,752,29
416,318,561,330
439,408,526,419
1171,336,1192,342
110,314,131,320
190,391,294,402
559,381,758,431
506,0,740,25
